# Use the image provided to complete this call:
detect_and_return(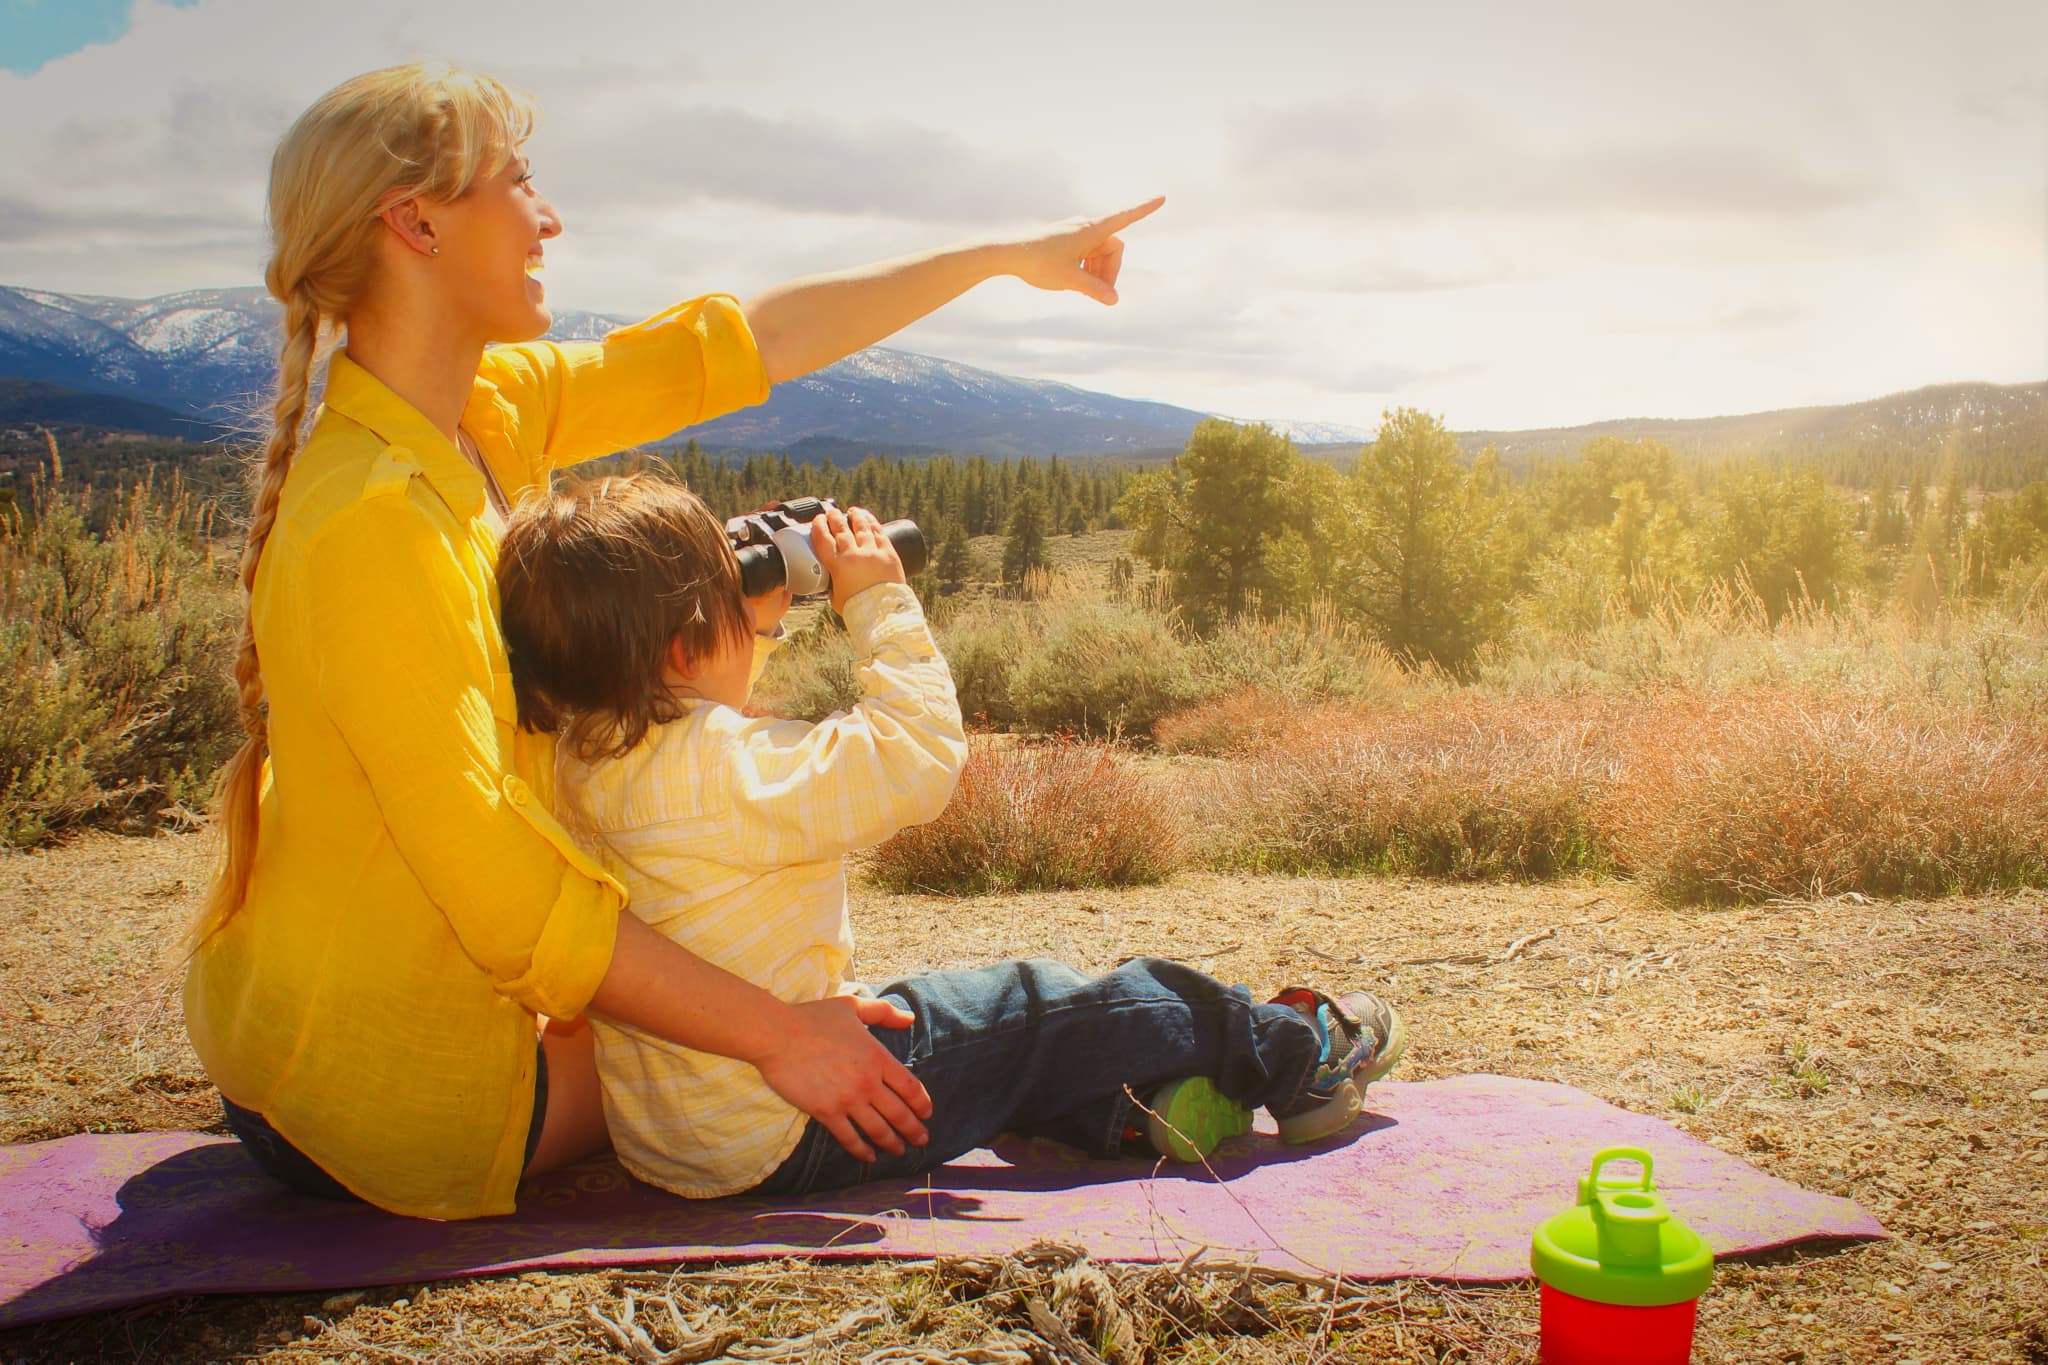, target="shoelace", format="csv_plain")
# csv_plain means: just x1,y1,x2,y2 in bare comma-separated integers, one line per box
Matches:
1315,1003,1339,1064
